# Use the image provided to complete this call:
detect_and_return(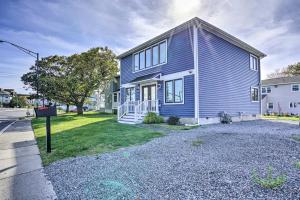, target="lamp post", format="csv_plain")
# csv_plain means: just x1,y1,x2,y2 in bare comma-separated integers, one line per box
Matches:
0,40,39,107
